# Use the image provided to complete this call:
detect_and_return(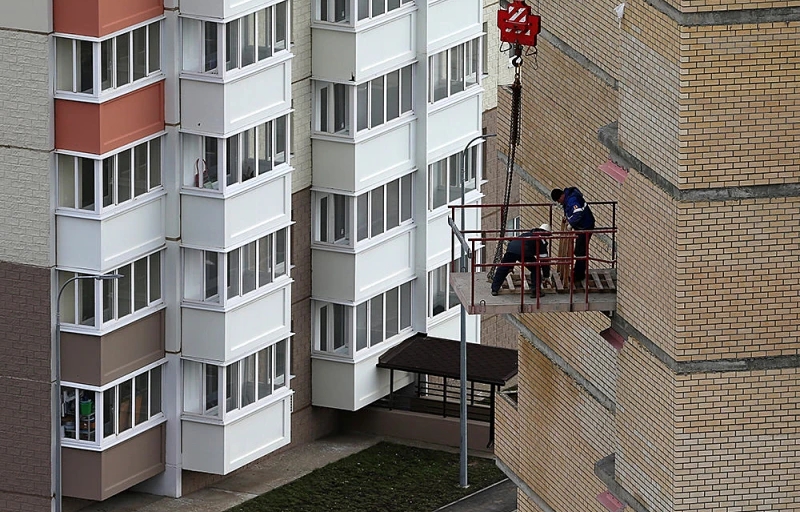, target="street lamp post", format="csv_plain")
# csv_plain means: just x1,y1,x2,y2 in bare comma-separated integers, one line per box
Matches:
459,133,496,488
54,273,122,512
